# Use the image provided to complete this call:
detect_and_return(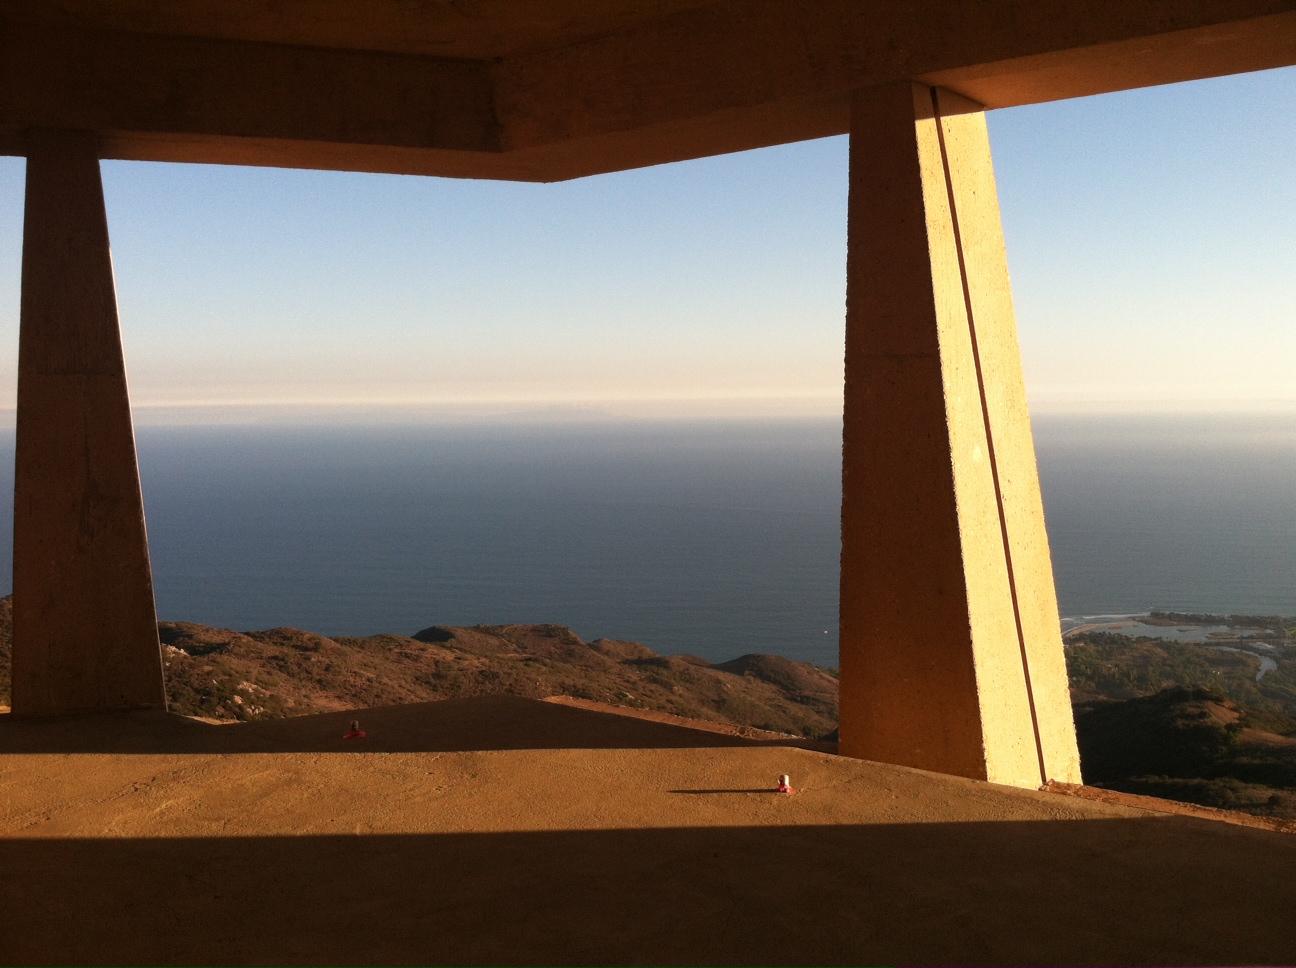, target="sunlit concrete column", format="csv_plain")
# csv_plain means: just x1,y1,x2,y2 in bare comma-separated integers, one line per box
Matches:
838,84,1080,788
11,129,165,715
